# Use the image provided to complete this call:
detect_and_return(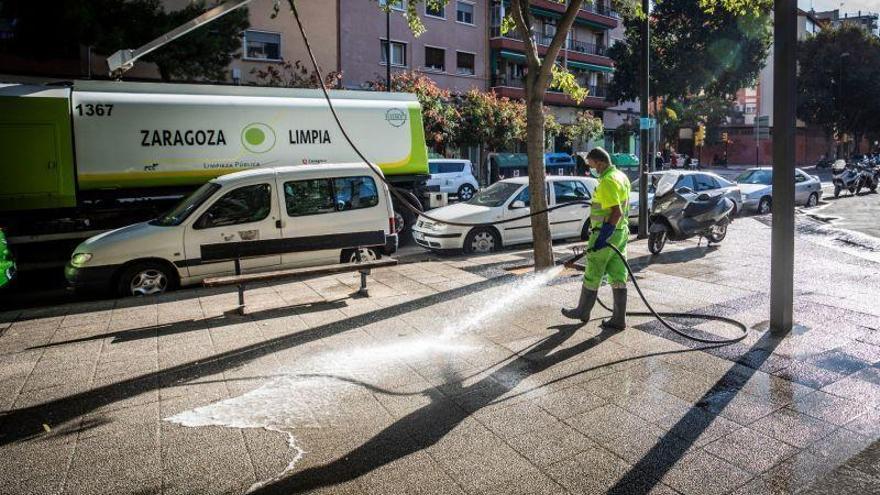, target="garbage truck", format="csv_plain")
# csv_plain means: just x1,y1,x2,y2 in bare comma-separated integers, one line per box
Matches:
0,80,430,278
